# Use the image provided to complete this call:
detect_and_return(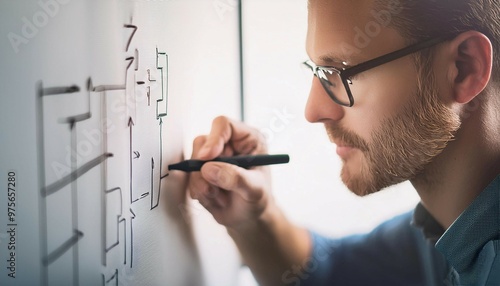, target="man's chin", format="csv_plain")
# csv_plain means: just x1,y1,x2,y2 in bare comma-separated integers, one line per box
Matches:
340,165,387,197
340,157,381,197
345,181,380,197
341,167,416,196
340,167,381,197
